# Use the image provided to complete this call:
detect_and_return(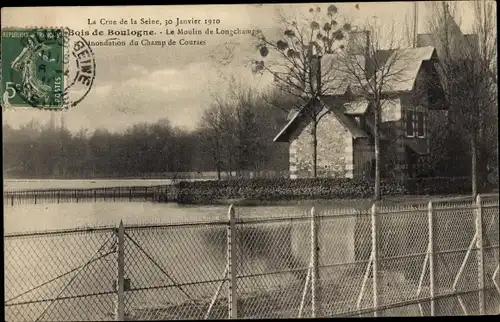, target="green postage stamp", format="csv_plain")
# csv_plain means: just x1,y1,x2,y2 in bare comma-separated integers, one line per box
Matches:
1,28,65,109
